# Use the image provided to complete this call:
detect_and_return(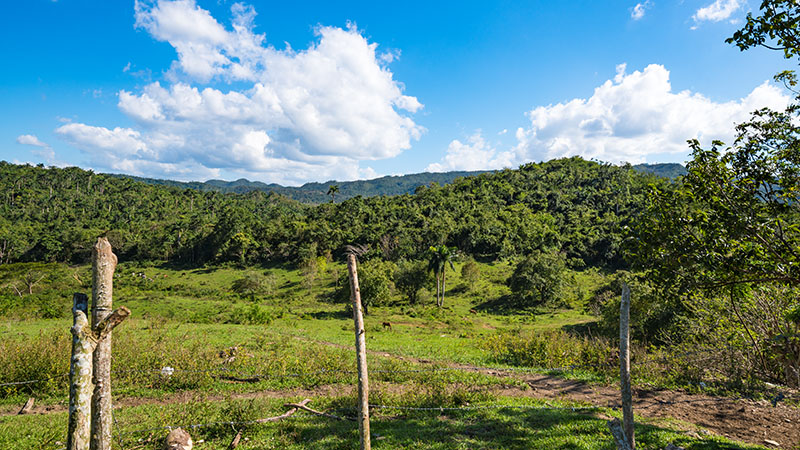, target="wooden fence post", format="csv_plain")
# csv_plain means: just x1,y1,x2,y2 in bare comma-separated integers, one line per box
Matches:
91,237,117,450
346,252,371,450
619,282,634,449
68,293,94,450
